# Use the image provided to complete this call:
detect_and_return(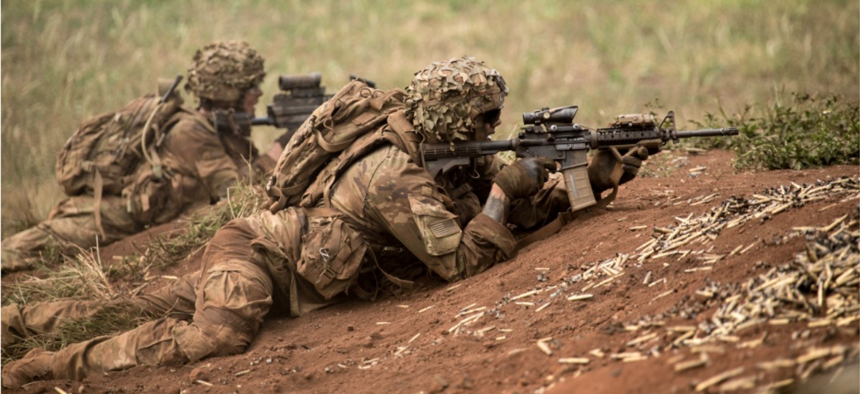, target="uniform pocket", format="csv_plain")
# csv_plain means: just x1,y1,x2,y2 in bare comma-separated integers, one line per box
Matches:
121,167,179,224
298,214,367,299
407,194,463,256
